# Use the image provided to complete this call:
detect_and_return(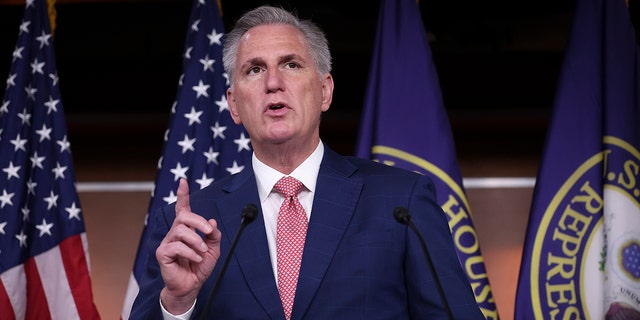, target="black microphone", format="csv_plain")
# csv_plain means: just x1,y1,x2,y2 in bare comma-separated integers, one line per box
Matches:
198,204,259,320
393,206,454,320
